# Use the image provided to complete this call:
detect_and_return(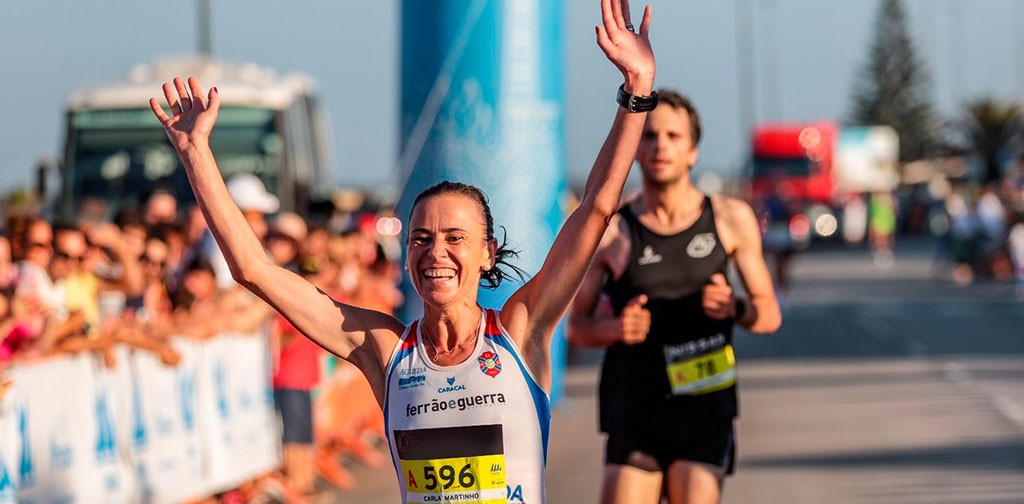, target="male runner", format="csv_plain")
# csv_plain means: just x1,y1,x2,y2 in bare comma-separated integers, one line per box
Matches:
569,90,782,504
